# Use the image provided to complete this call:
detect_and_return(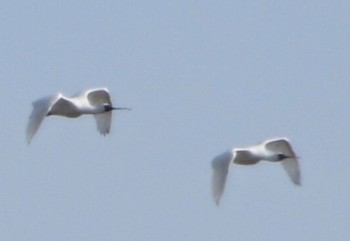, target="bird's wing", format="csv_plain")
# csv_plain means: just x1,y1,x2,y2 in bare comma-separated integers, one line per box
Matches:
265,138,301,185
281,158,301,185
26,93,61,143
75,88,113,135
234,149,259,165
85,88,112,106
48,97,78,116
94,112,112,135
211,150,234,206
